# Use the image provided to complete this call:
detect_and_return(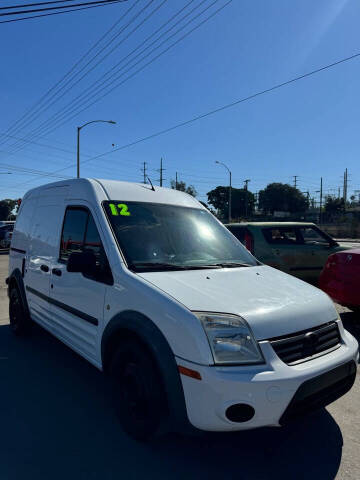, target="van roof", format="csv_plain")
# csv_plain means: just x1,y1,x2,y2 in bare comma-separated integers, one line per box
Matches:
24,178,202,209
